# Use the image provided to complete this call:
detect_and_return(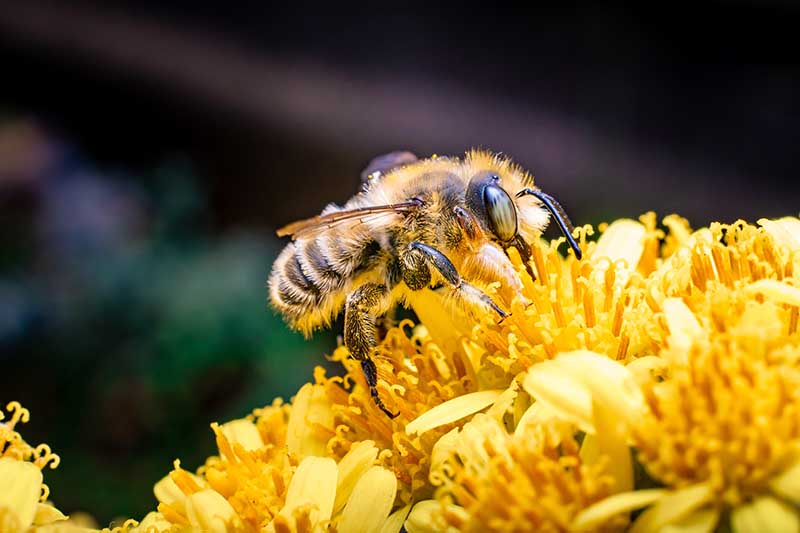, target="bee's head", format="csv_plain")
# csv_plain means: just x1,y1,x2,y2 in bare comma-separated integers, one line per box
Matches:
465,171,519,243
465,170,582,260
